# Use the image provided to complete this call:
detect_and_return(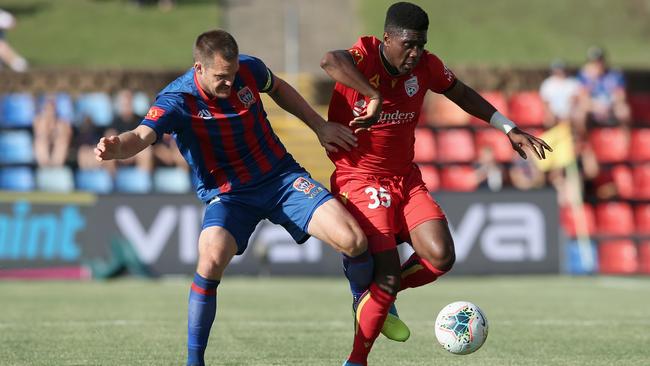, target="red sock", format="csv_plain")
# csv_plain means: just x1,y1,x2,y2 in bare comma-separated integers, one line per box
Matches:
399,253,448,291
347,283,395,365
